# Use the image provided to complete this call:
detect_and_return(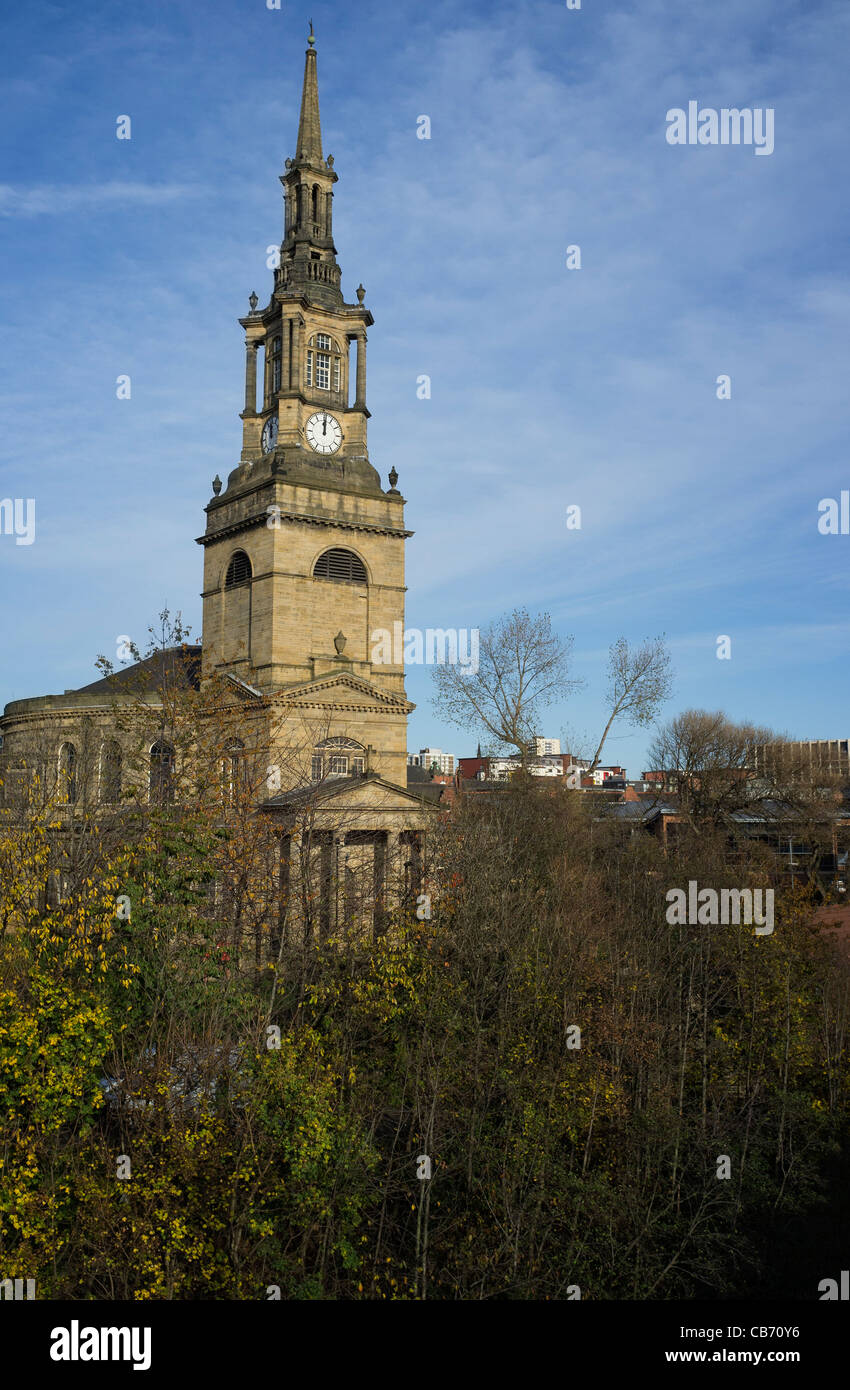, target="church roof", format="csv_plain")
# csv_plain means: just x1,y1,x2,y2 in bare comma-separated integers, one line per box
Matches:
74,645,202,696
